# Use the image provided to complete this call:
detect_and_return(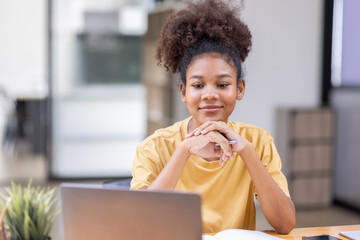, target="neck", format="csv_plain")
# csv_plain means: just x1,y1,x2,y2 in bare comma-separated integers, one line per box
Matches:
188,118,195,133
